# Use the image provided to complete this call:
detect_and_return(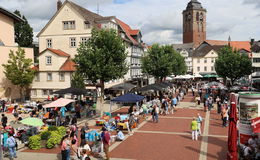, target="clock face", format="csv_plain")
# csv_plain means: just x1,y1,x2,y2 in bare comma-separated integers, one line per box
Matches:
188,14,191,20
